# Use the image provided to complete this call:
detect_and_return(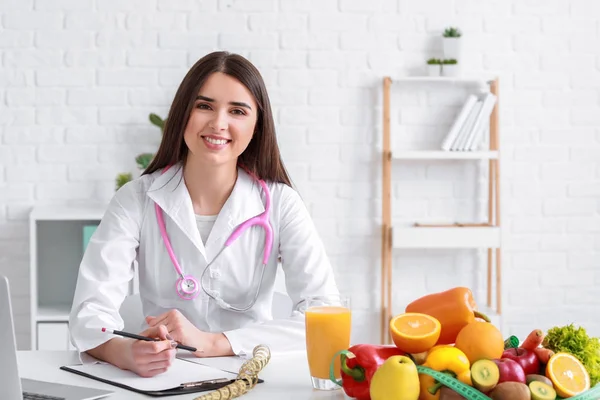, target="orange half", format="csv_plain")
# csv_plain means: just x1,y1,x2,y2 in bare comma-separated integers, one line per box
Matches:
546,352,590,398
389,312,441,354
